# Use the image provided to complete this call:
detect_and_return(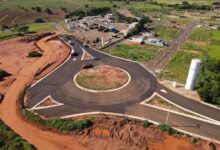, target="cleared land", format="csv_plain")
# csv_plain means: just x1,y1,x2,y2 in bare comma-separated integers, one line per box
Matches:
76,65,128,91
105,43,159,62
